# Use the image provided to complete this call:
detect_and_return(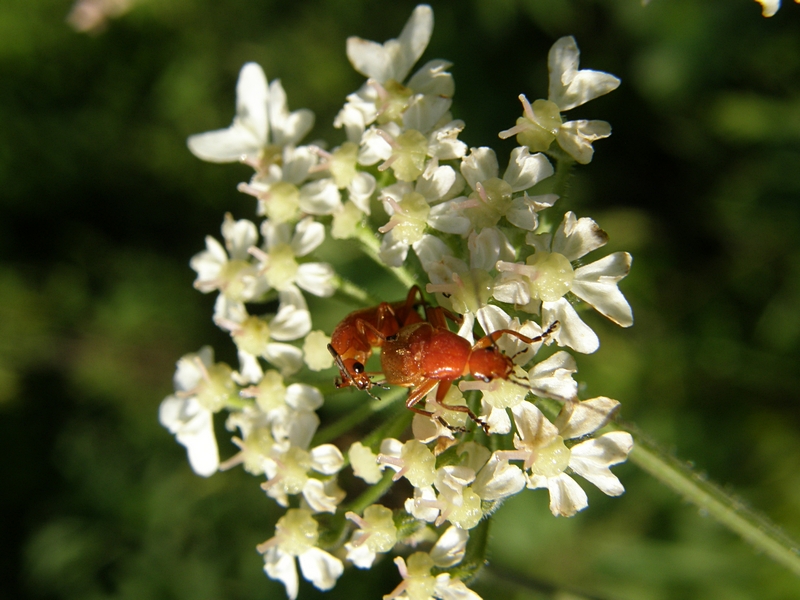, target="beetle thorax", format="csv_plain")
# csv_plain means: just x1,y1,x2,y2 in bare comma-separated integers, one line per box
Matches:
468,348,514,382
